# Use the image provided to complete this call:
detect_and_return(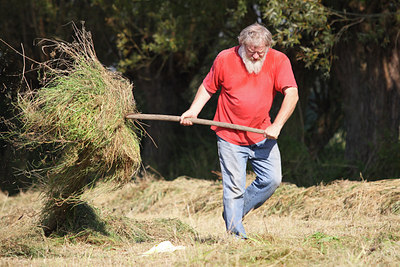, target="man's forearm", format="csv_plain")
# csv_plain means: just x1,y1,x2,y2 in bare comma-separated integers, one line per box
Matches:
180,83,213,125
187,83,213,116
273,87,299,127
264,87,298,139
